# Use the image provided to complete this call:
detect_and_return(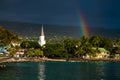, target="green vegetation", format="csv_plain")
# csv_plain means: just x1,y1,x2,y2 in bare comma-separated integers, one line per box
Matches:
26,49,43,57
41,36,120,58
9,35,120,59
20,41,40,49
43,43,66,58
1,26,120,59
0,27,18,46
